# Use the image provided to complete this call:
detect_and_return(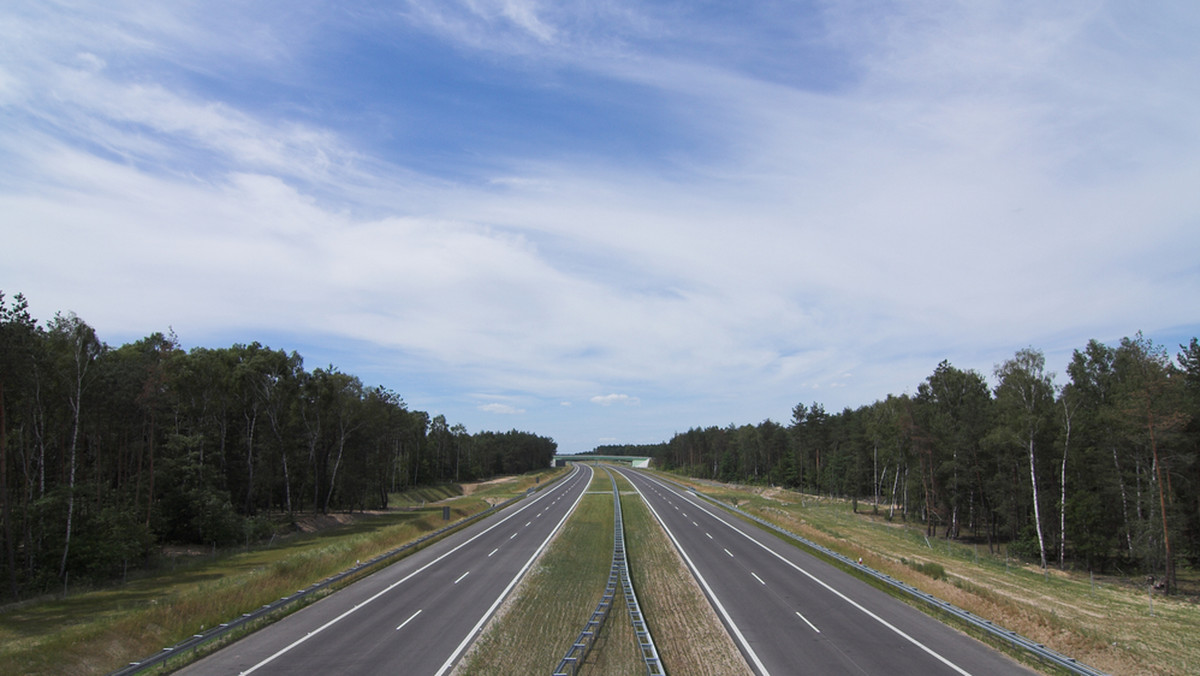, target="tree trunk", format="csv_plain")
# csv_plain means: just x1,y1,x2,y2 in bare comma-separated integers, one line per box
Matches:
324,430,346,514
282,450,292,515
59,385,82,580
146,413,155,528
1,381,18,599
1112,444,1133,555
1059,399,1073,570
1028,433,1047,571
33,374,46,499
243,410,257,515
888,466,899,520
950,446,959,539
1147,408,1174,593
873,446,880,514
